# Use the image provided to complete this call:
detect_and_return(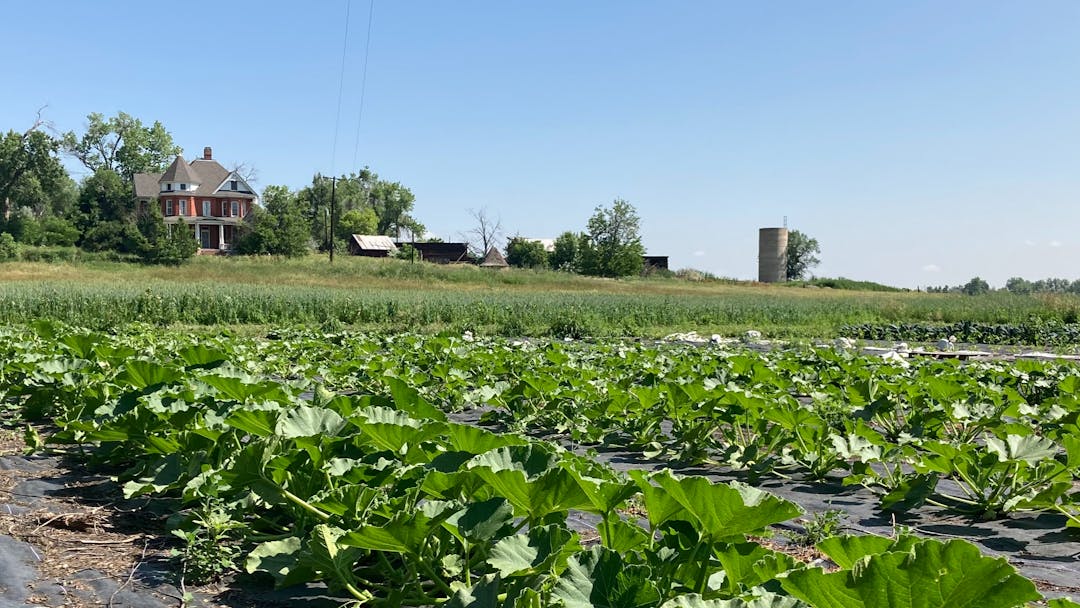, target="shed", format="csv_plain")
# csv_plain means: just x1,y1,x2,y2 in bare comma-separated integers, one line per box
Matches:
642,255,669,271
397,241,471,264
480,247,509,268
349,234,398,257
